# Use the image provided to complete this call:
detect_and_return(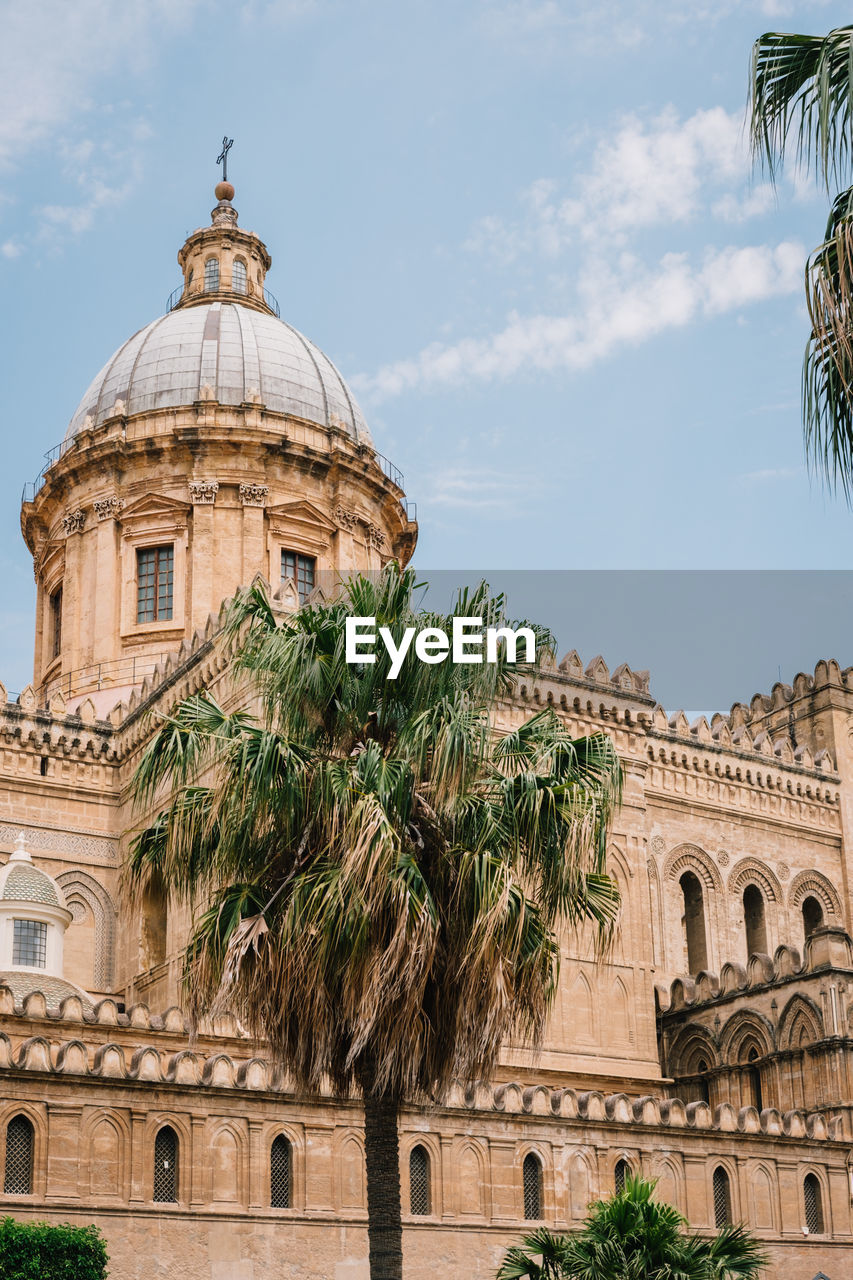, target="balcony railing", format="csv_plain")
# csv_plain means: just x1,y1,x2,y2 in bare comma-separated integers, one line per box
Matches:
166,282,280,317
40,653,173,707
